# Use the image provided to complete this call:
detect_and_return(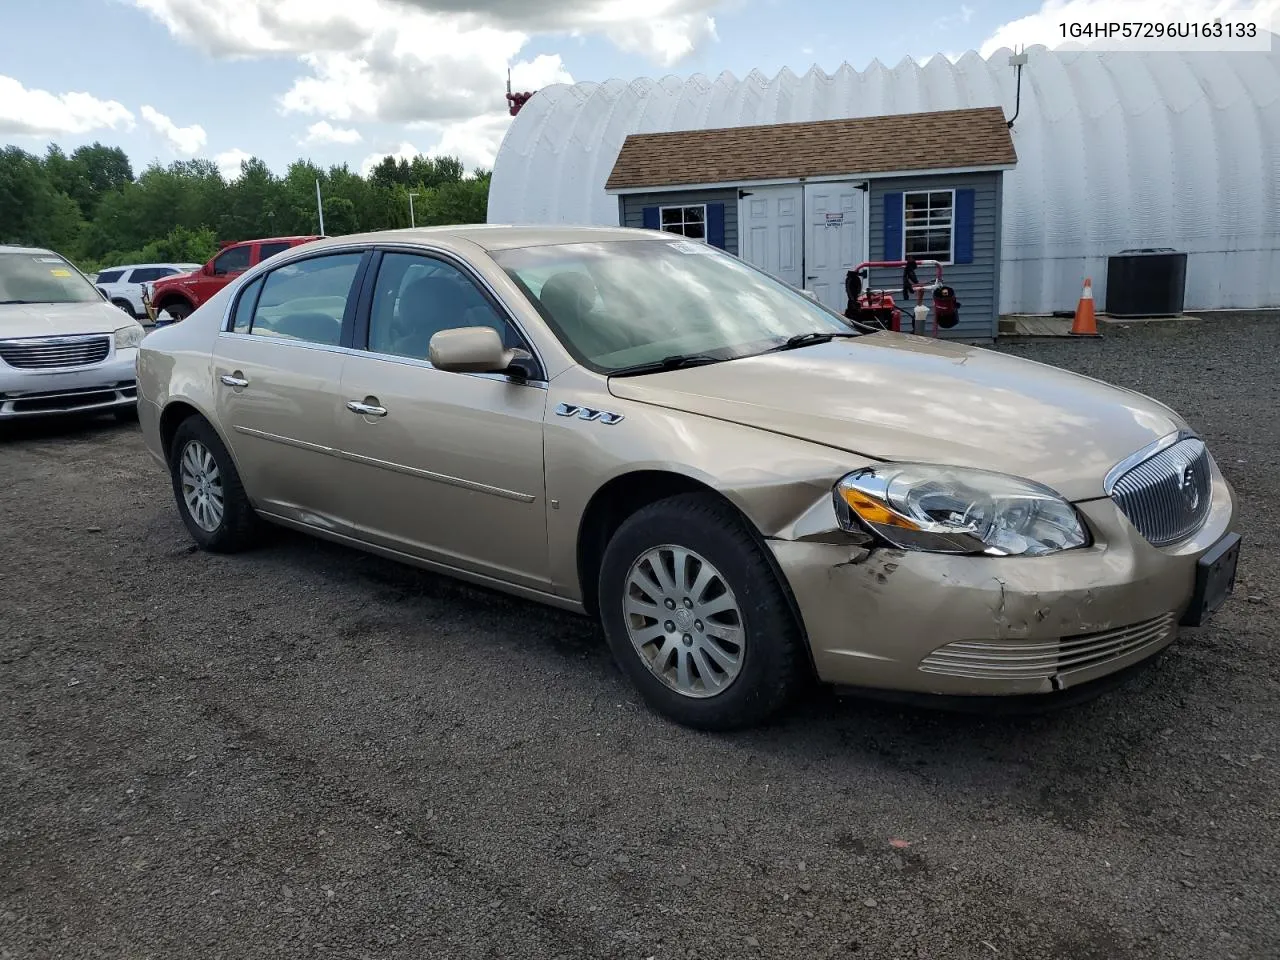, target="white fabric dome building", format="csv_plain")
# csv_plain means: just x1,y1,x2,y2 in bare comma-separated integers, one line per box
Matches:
488,42,1280,315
